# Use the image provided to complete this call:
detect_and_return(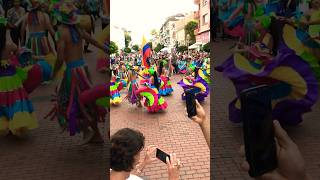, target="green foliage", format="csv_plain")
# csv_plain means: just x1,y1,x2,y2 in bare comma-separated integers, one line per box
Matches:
132,44,140,52
202,42,210,52
124,31,132,48
177,45,188,53
109,41,118,54
147,42,153,49
154,43,164,53
184,21,198,45
123,47,131,54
